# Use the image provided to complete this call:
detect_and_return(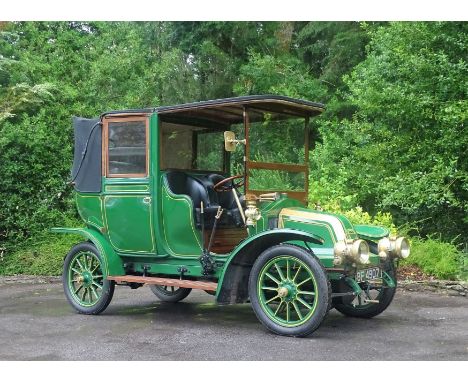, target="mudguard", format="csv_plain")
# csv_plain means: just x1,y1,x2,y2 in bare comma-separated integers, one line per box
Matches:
51,227,125,276
216,228,324,304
